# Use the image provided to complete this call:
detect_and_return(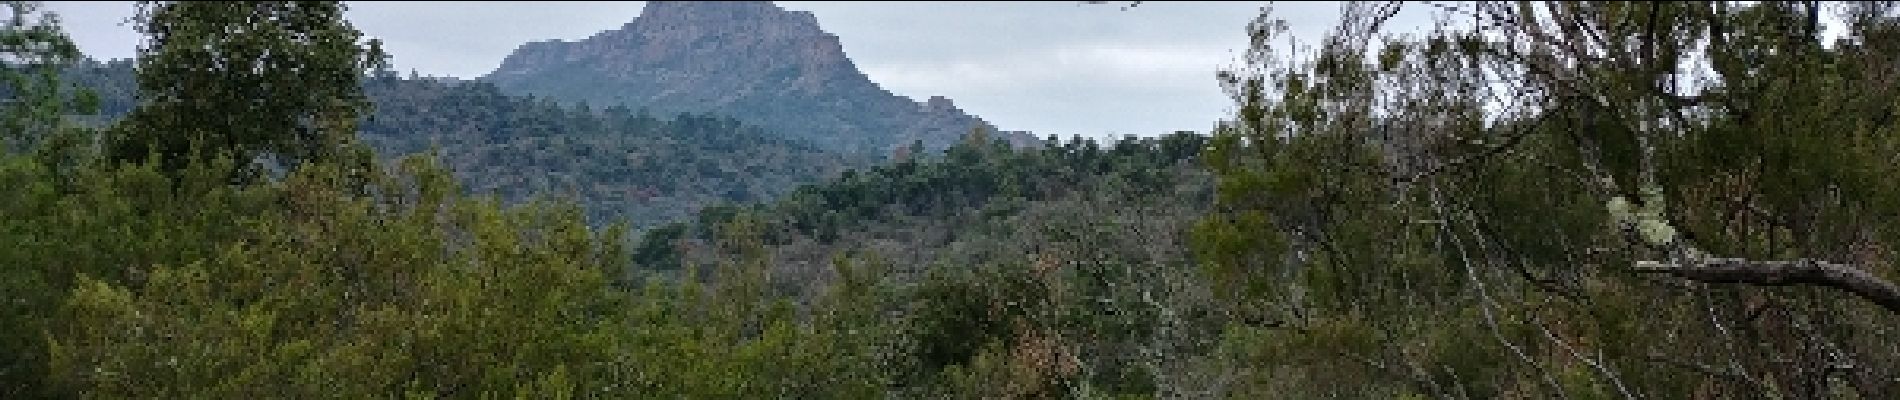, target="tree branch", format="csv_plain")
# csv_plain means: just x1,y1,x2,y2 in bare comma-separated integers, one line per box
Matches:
1599,173,1900,313
1631,248,1900,313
